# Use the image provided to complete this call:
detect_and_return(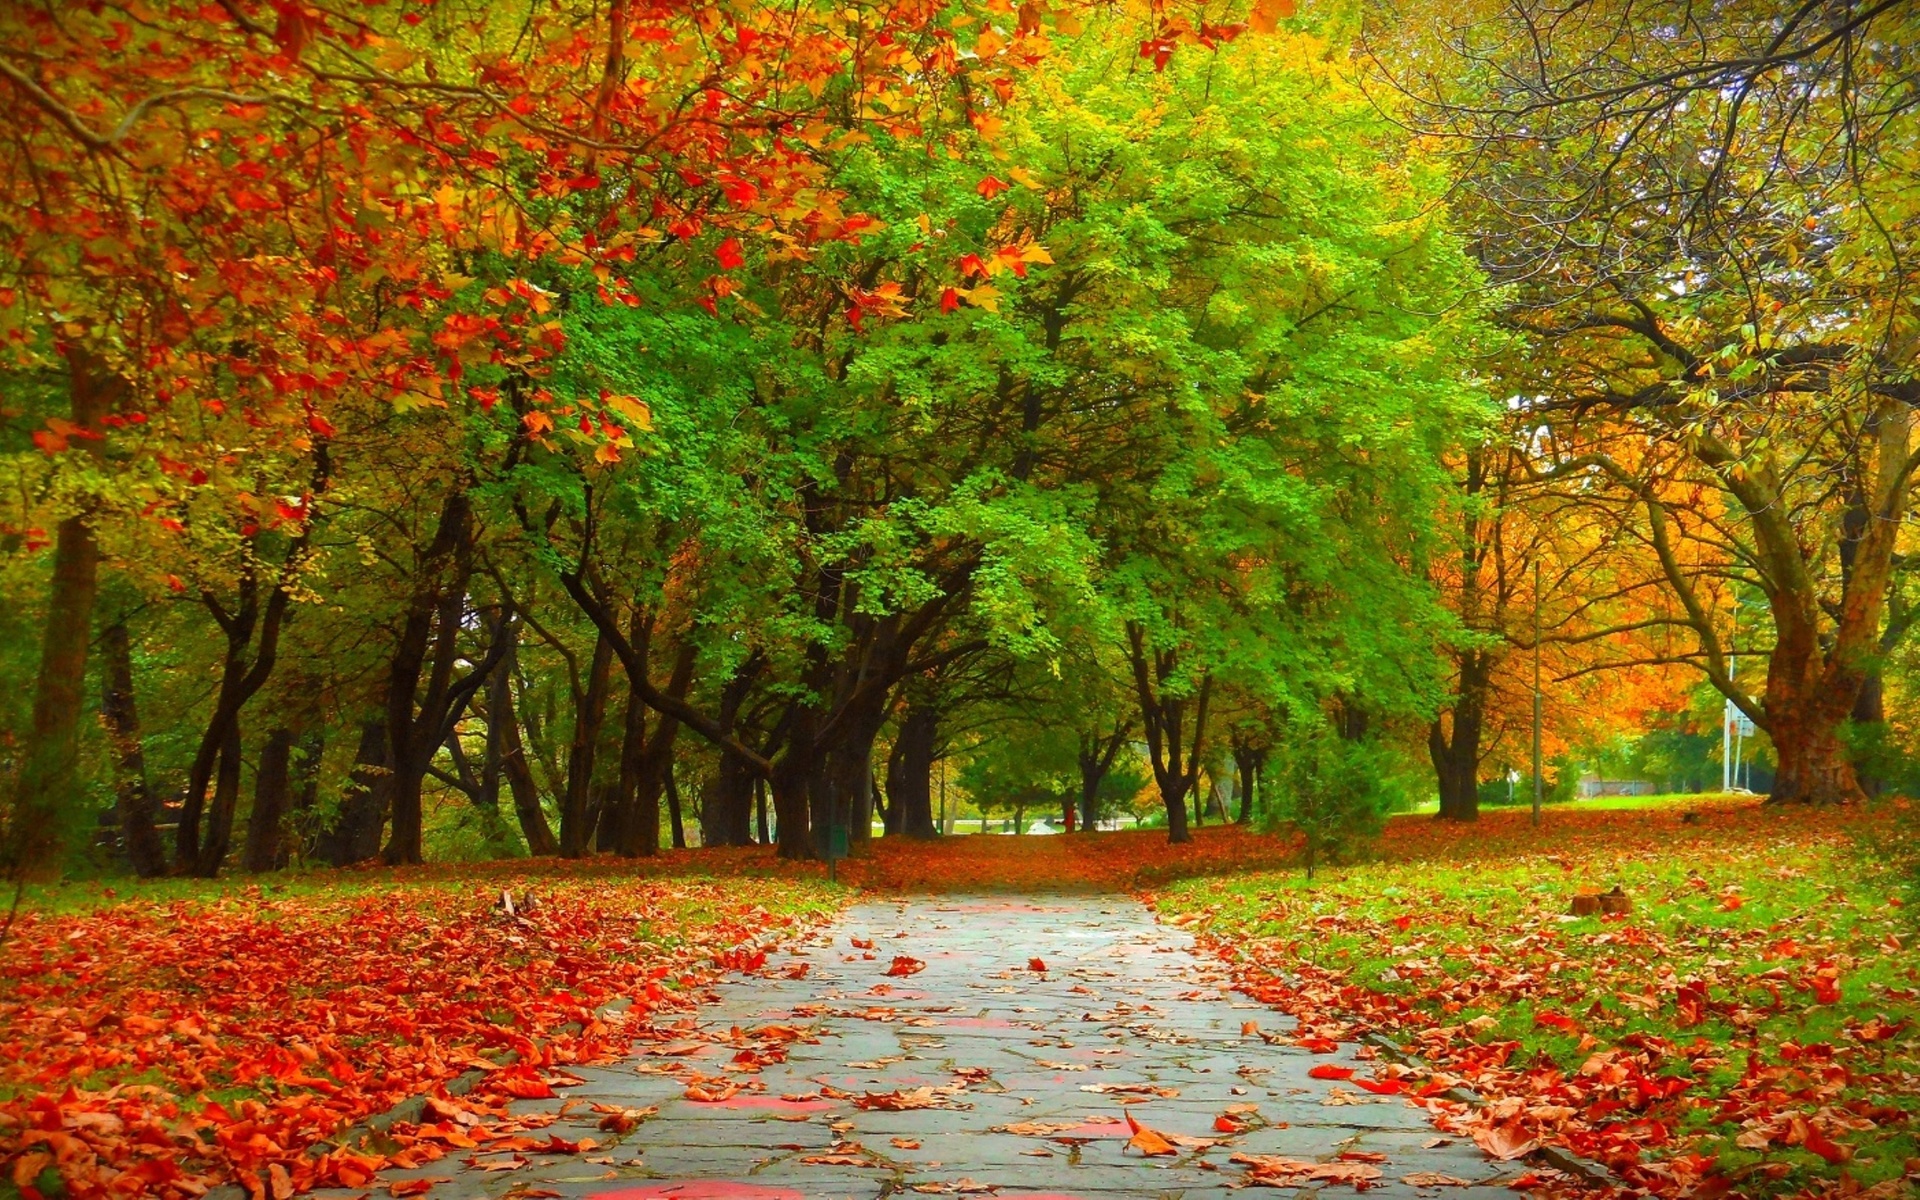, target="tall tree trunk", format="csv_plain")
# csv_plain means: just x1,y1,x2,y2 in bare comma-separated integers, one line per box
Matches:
500,694,558,855
756,778,771,846
1430,656,1487,822
705,752,757,847
1232,743,1265,825
560,630,615,857
15,348,118,875
664,759,686,849
384,490,502,865
243,728,294,873
480,612,513,815
100,619,165,877
770,706,816,860
1126,624,1208,845
1077,721,1127,834
320,719,390,866
888,704,938,838
194,717,244,876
